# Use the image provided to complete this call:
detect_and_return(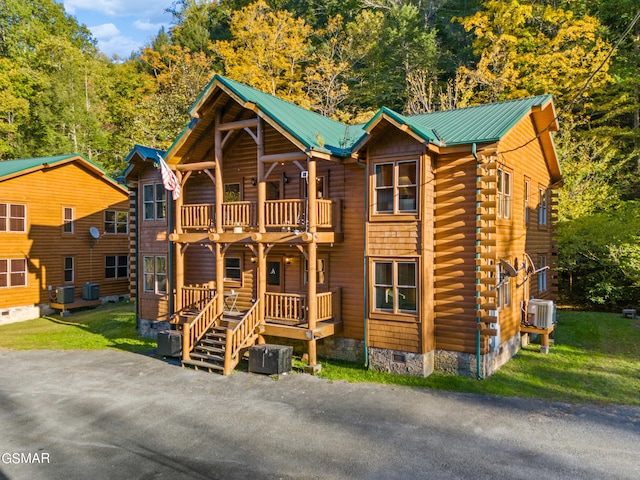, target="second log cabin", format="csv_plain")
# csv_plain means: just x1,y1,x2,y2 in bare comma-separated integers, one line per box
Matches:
125,75,561,377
